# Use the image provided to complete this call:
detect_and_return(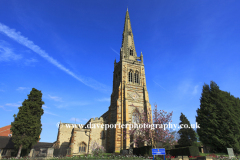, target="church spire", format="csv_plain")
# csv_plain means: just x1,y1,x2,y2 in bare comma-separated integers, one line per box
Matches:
120,9,137,60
